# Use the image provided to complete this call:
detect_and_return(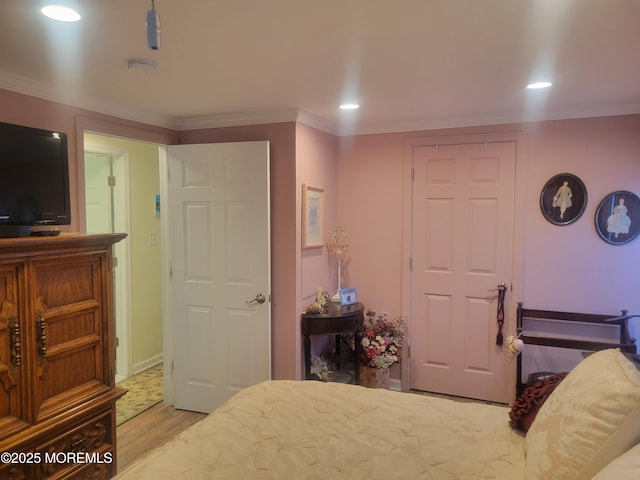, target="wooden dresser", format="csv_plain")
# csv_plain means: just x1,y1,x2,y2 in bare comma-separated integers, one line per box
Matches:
0,233,126,479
